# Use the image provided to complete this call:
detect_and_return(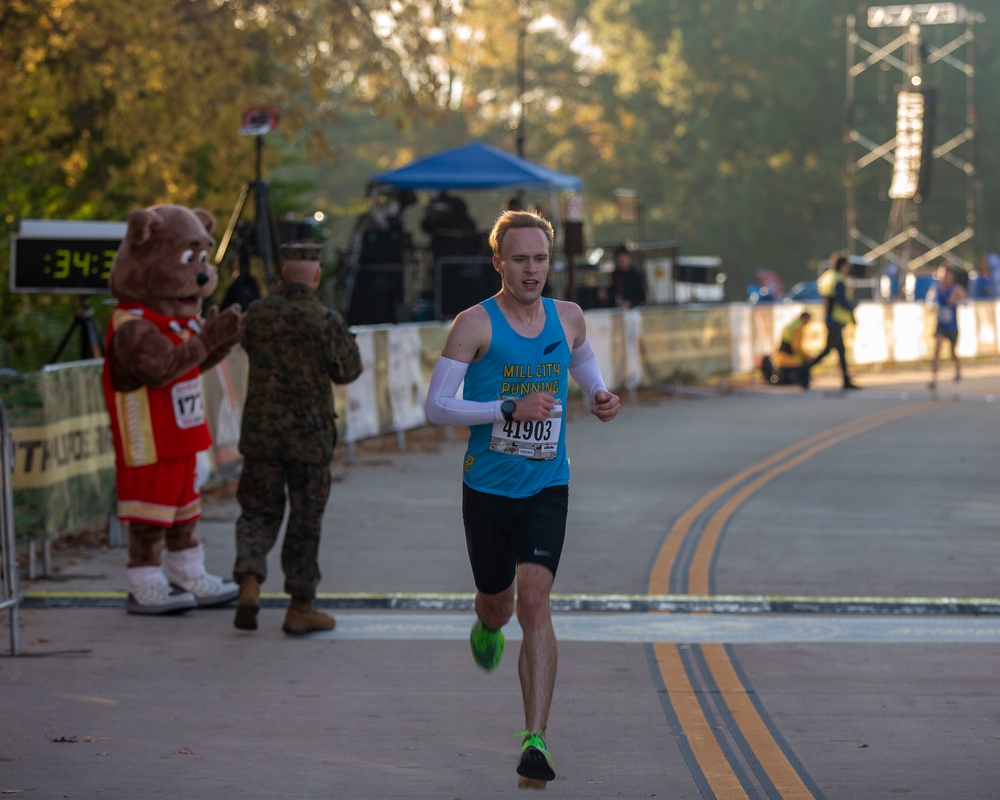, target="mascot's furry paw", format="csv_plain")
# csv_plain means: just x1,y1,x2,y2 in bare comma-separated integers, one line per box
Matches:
199,304,245,356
